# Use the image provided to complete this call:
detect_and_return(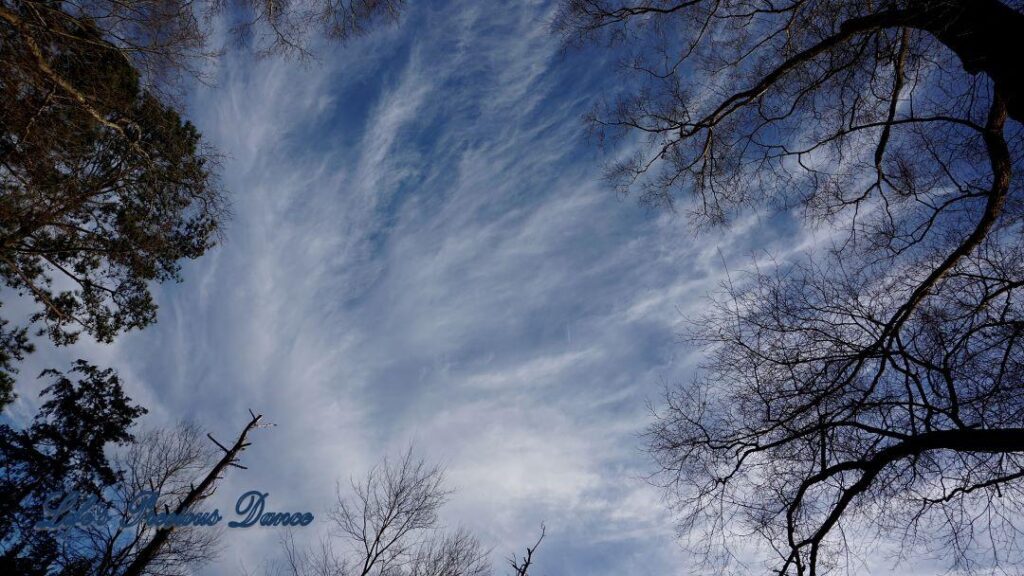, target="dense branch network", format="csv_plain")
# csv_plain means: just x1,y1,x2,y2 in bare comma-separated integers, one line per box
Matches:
558,1,1024,574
